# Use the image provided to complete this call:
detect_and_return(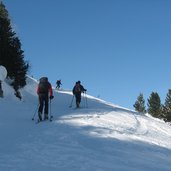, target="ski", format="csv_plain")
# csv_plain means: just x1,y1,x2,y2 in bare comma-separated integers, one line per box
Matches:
36,119,41,124
49,115,53,122
35,116,53,124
